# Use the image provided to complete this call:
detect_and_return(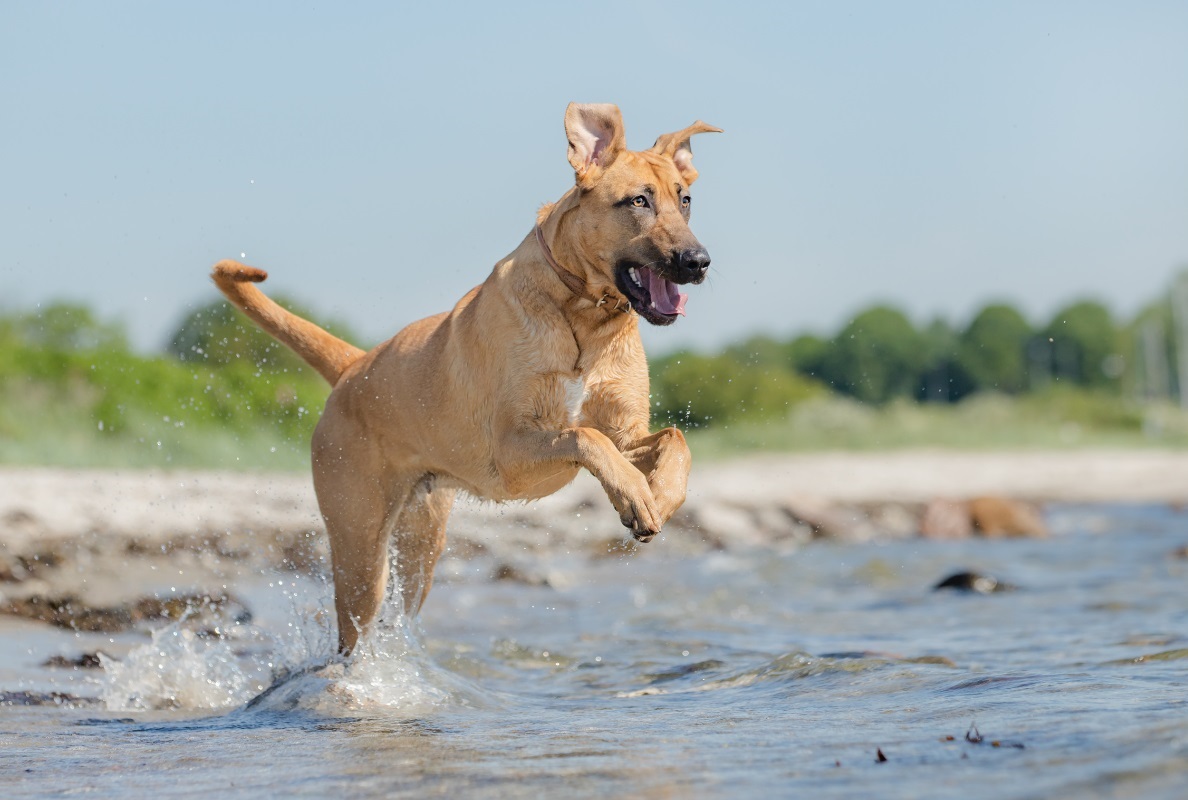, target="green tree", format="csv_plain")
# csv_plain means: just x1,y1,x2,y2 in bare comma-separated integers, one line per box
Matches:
9,303,128,352
723,334,789,370
1128,297,1177,401
650,351,821,427
785,334,829,378
1125,269,1188,401
817,306,926,404
957,303,1032,393
1041,300,1120,388
917,317,974,402
166,298,362,374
